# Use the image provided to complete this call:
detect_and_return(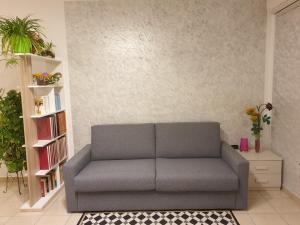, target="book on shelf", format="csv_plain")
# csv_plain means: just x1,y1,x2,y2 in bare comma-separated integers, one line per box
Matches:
59,164,64,184
34,95,49,115
34,89,61,115
40,179,46,197
56,111,67,135
50,89,57,113
55,93,61,111
36,116,58,140
58,136,67,160
39,169,62,197
38,137,67,170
